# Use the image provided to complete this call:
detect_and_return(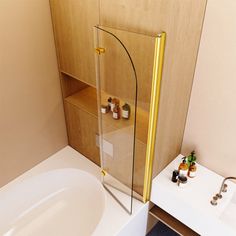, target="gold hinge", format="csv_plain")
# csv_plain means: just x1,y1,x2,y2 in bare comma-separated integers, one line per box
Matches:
101,169,107,176
95,47,105,55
